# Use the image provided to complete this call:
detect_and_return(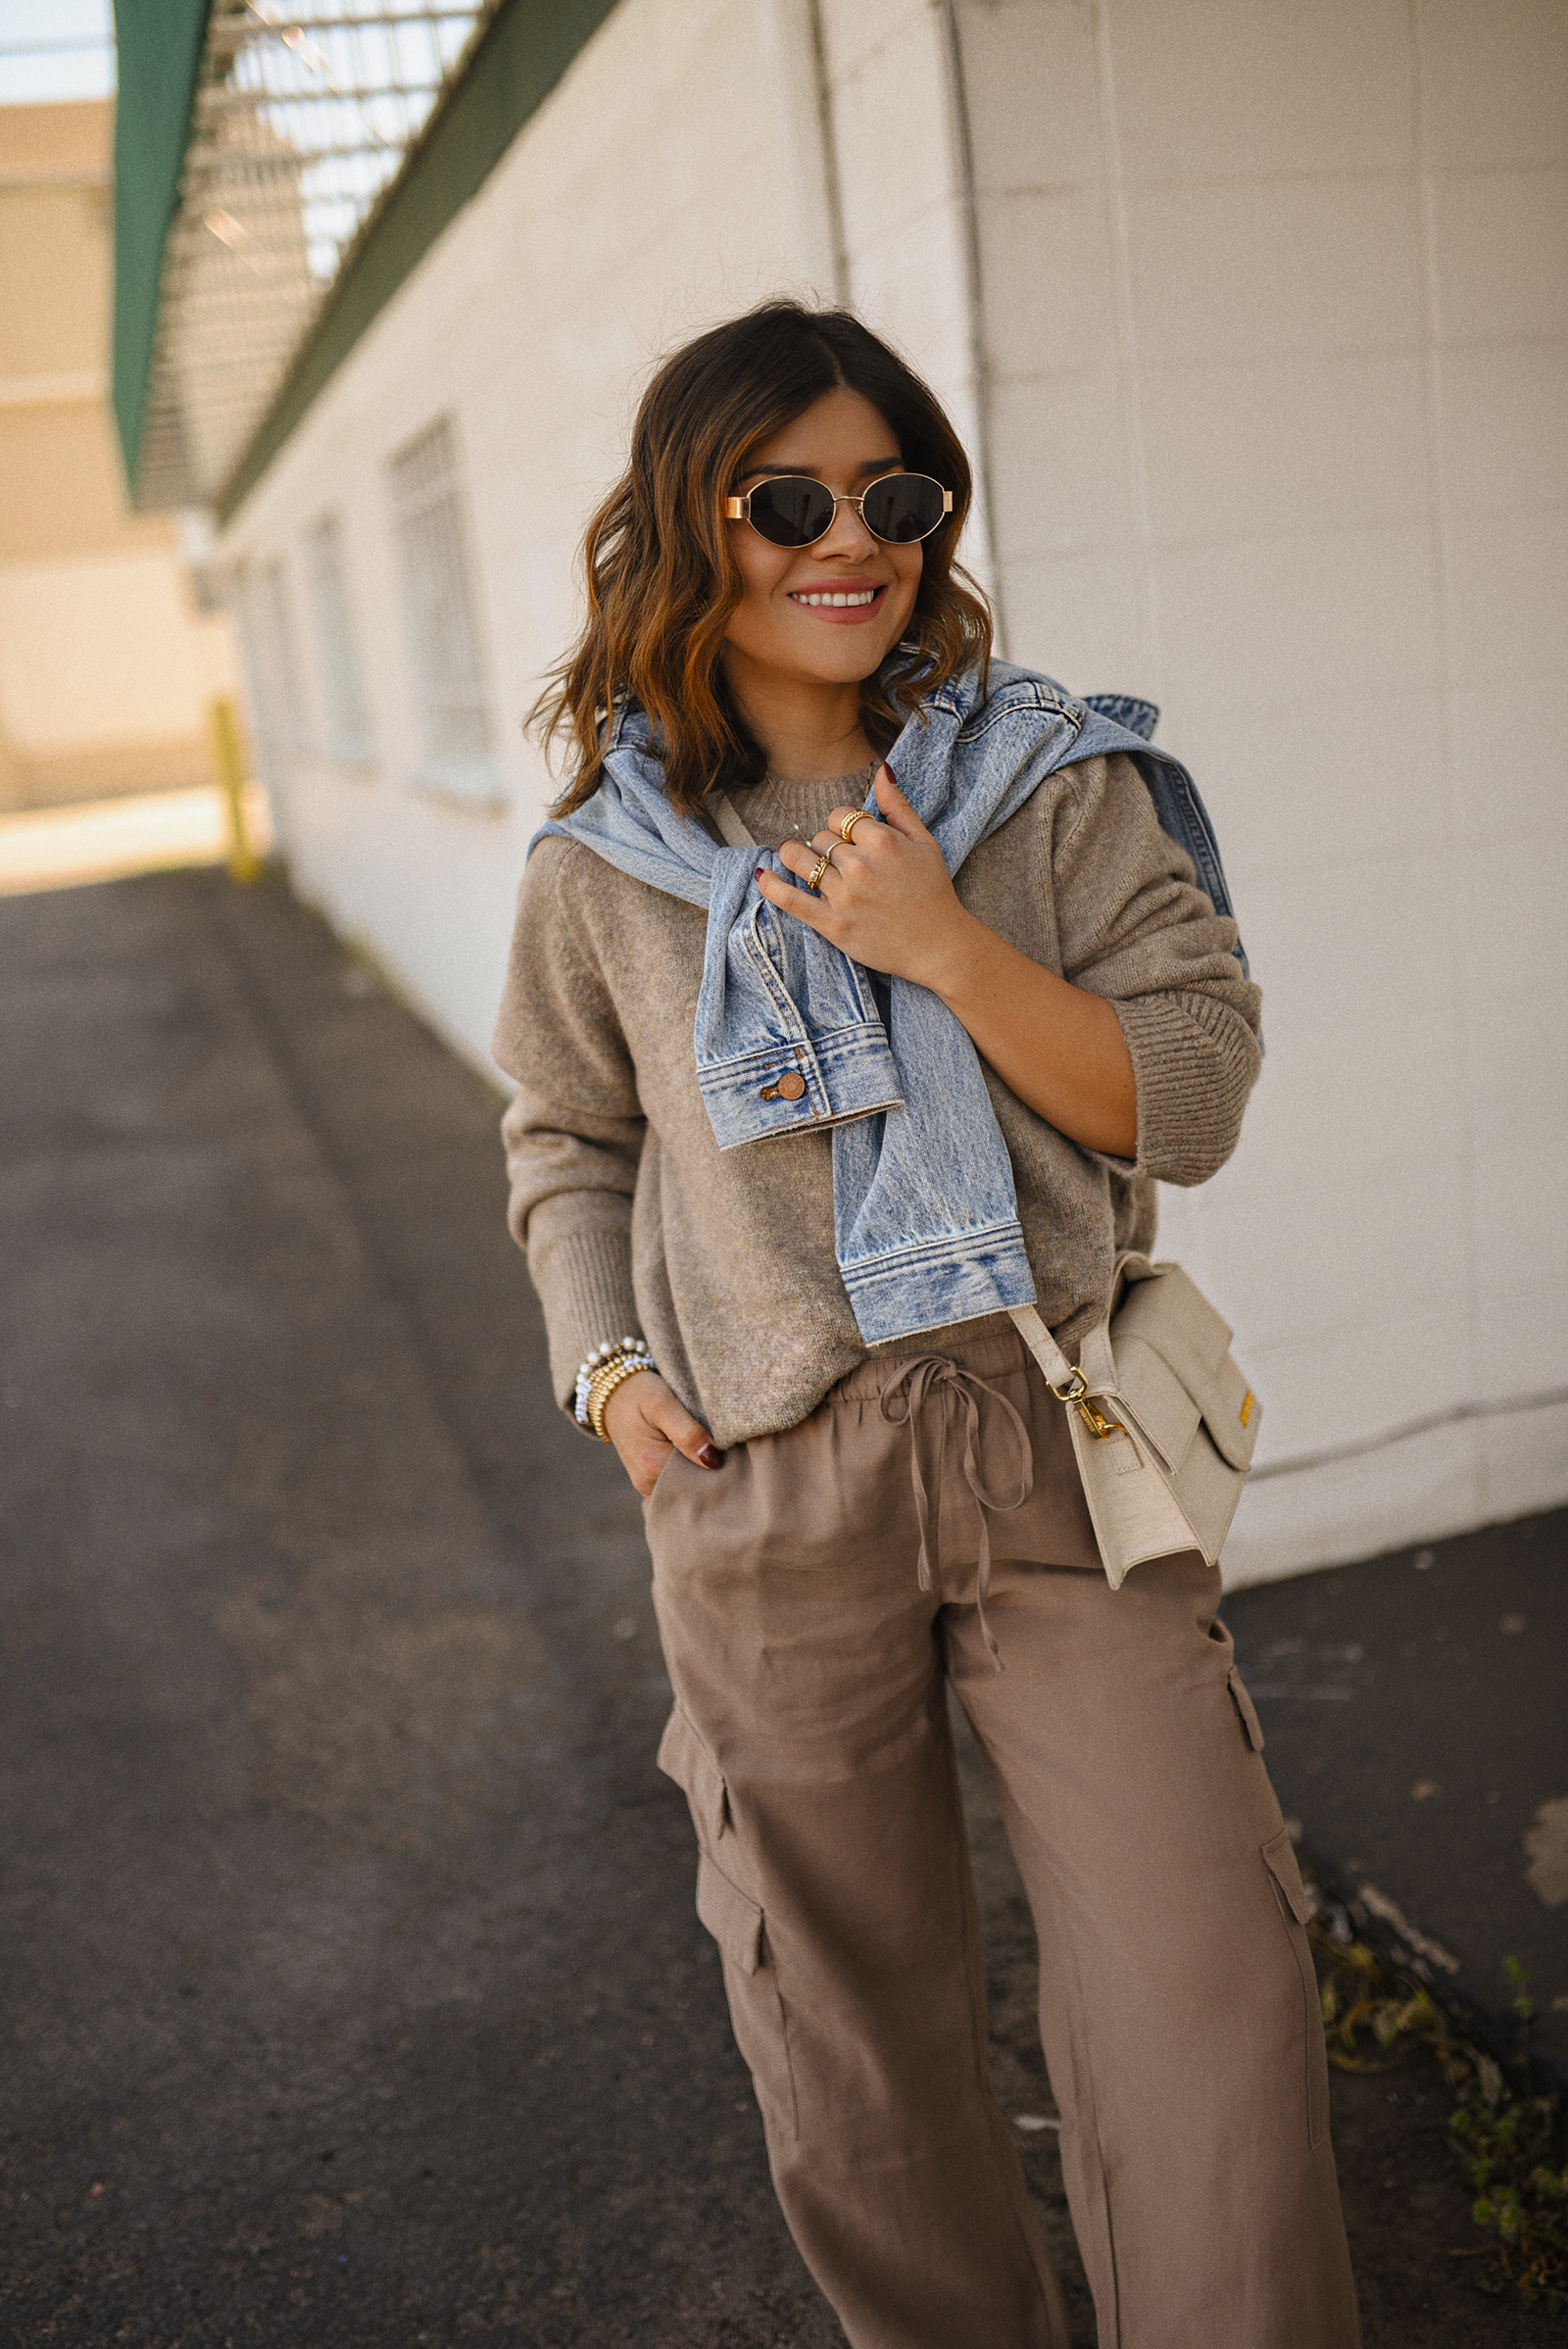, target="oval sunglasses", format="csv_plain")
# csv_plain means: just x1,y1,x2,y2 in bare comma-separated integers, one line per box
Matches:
724,471,953,548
